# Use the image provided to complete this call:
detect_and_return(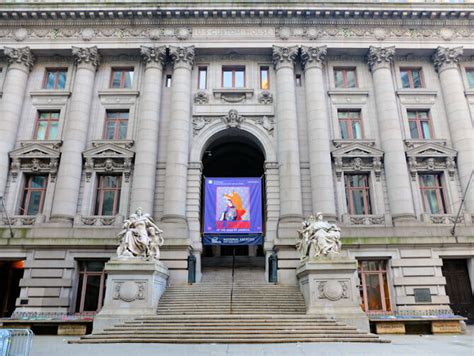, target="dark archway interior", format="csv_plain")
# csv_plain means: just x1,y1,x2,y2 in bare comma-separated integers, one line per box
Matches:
201,130,265,259
202,132,265,177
